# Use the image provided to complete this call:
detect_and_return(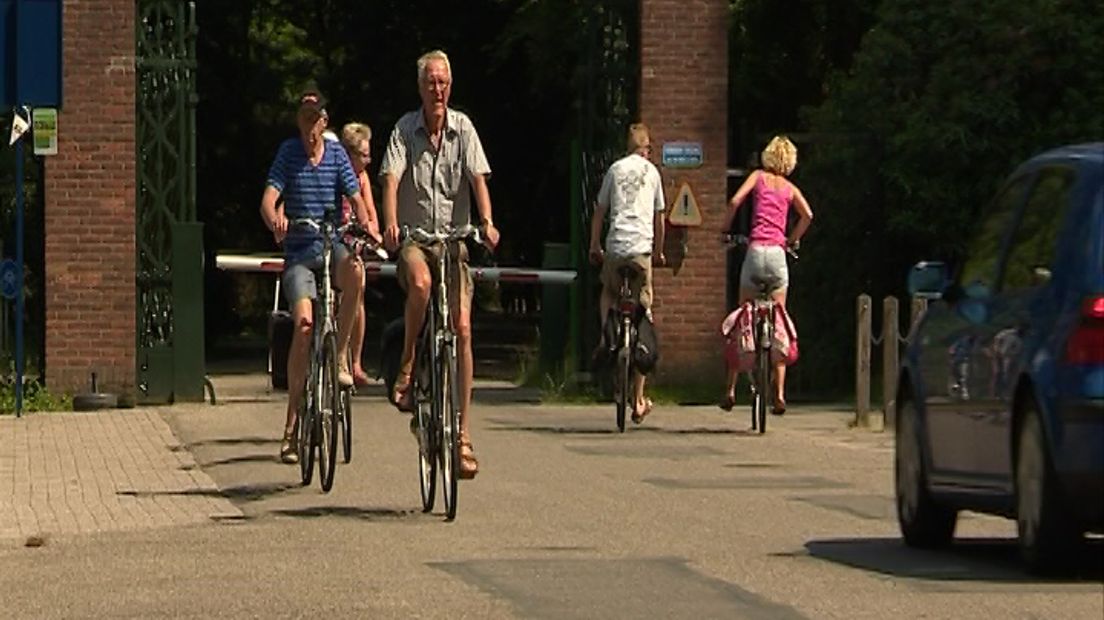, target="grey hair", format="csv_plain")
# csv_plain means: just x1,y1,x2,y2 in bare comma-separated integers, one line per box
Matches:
417,50,452,84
